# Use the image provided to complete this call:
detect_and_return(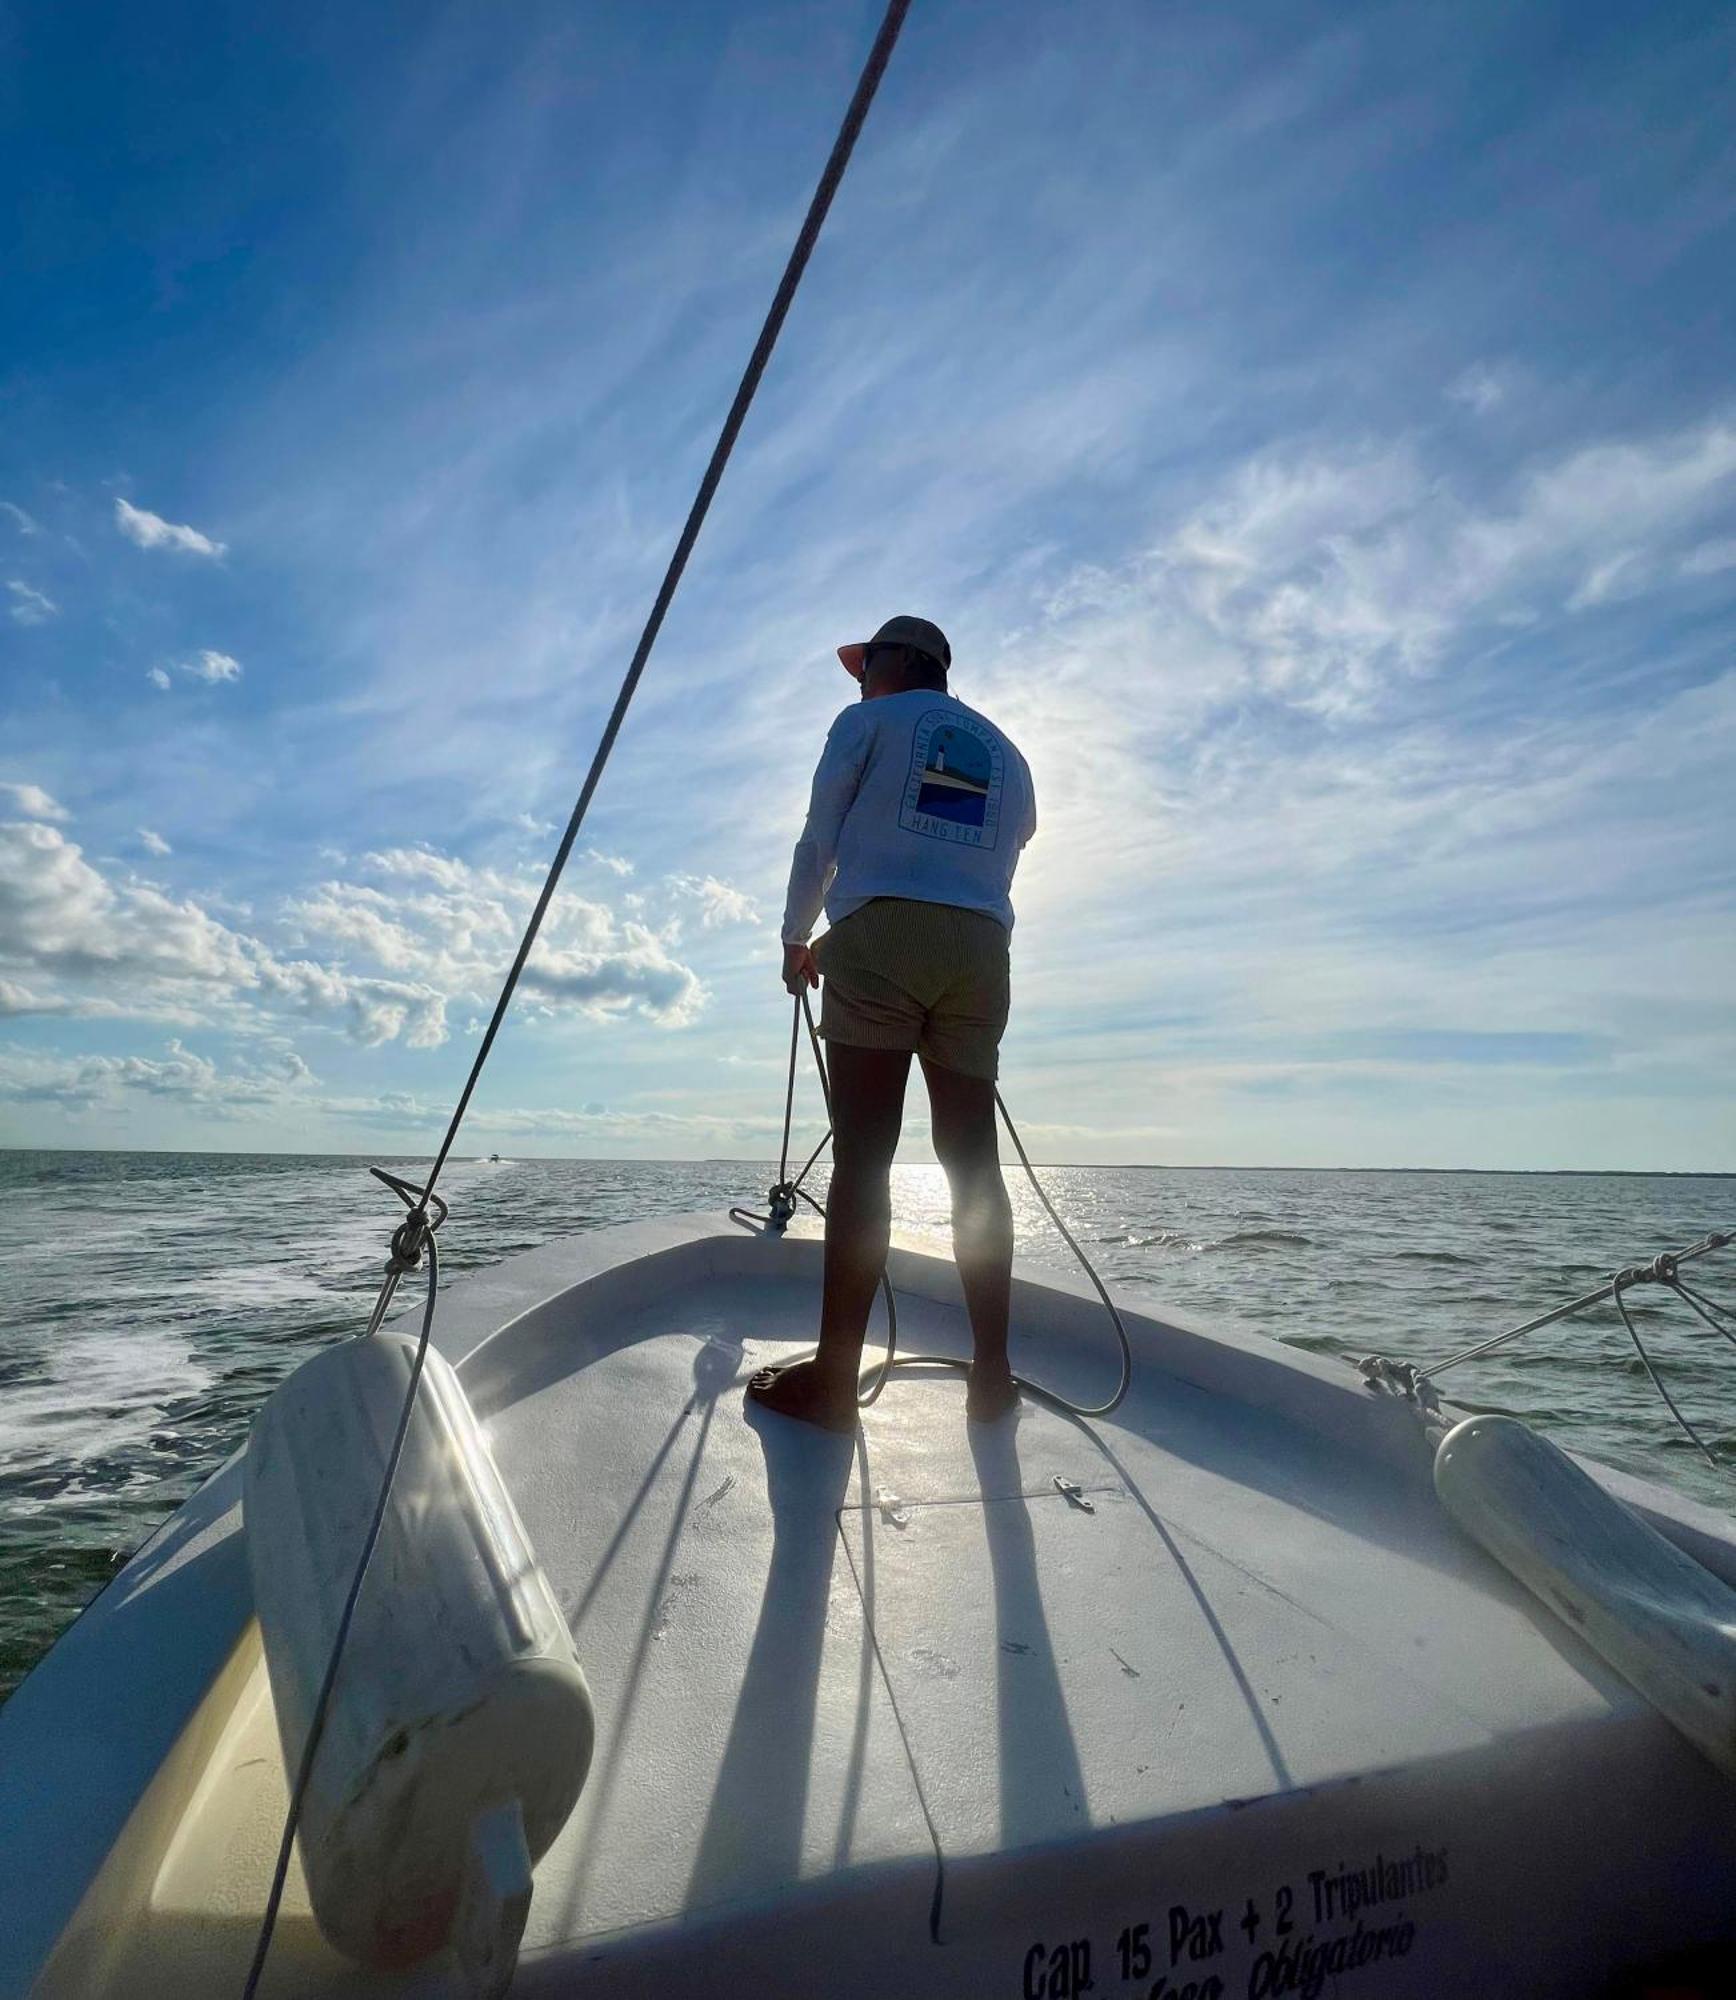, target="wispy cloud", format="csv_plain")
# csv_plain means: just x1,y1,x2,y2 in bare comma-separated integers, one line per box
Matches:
0,502,39,536
1445,362,1509,414
6,579,57,626
669,873,758,929
178,649,243,684
287,844,708,1026
0,1039,313,1118
0,818,448,1046
114,497,226,559
0,807,718,1053
1681,537,1736,578
3,1,1733,1164
0,781,70,822
8,1058,784,1151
